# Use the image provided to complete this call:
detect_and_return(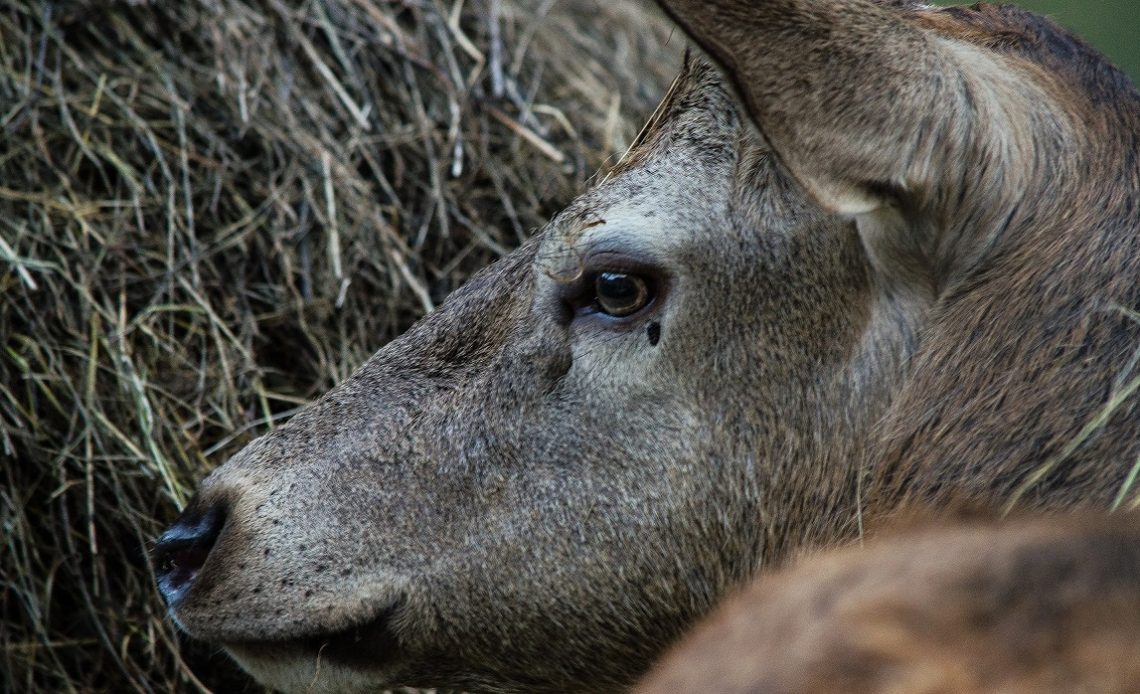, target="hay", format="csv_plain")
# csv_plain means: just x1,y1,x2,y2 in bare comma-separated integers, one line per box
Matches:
0,0,680,690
